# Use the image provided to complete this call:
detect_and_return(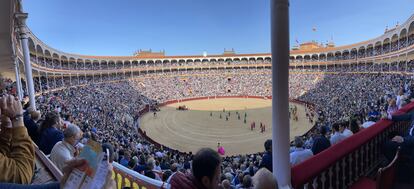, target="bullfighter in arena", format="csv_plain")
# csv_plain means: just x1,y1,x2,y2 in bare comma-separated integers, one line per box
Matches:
217,142,225,156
